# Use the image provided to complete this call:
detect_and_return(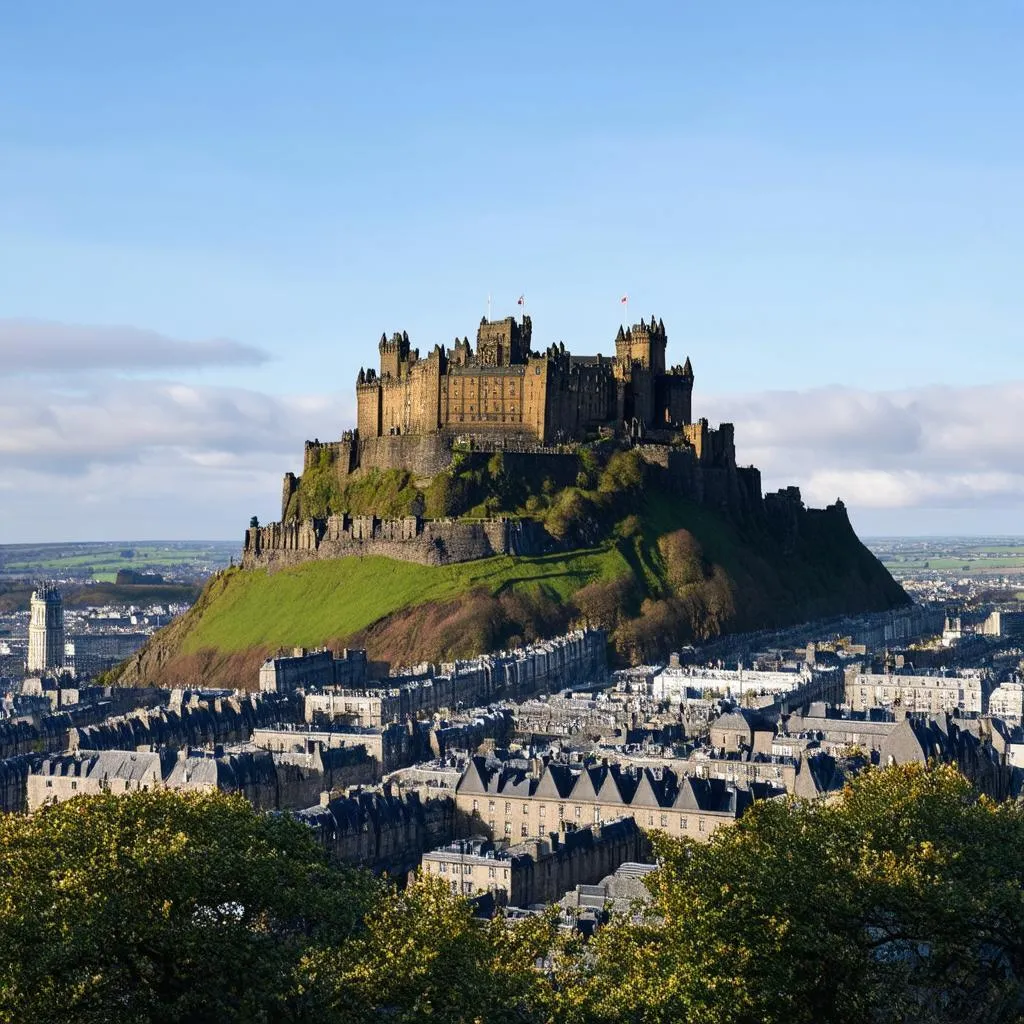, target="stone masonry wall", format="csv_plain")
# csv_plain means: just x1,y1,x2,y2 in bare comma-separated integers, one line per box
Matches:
243,514,556,571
